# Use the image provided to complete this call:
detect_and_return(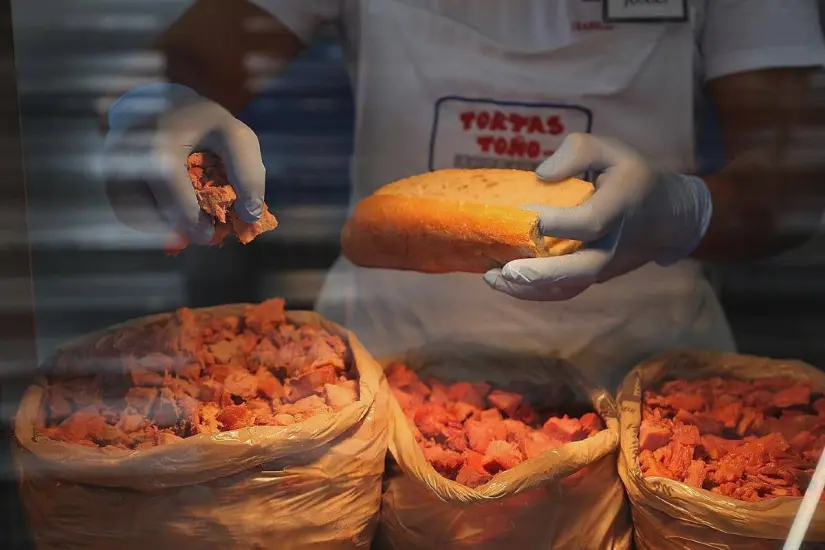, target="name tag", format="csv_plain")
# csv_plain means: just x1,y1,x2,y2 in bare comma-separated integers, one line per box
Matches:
603,0,687,22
